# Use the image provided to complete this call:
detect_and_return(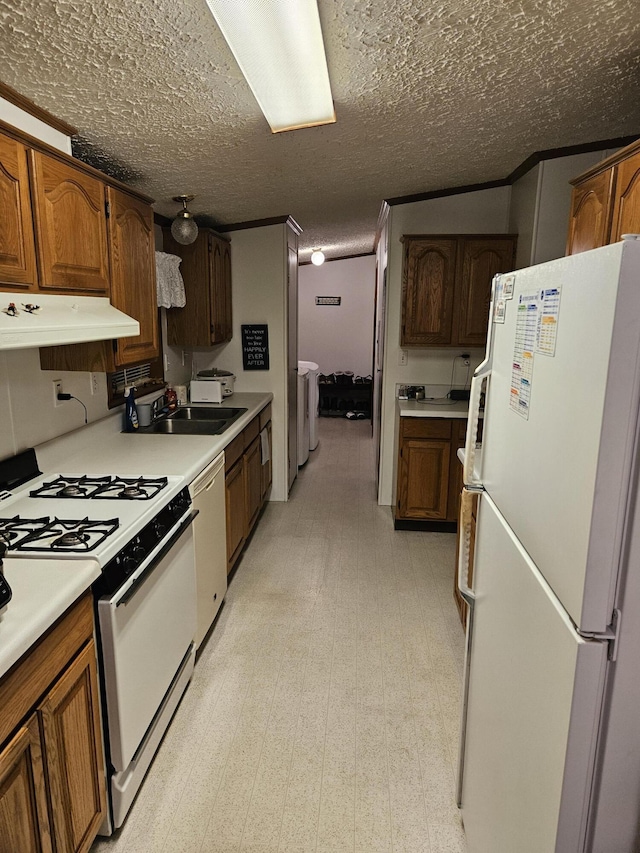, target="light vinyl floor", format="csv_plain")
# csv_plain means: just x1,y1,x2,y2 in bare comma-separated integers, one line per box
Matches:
92,418,467,853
